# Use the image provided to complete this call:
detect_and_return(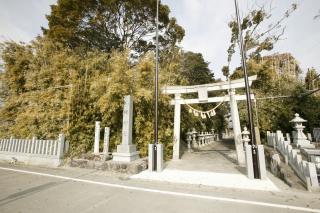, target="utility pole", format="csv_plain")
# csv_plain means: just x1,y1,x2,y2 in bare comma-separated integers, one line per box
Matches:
234,0,260,179
153,0,160,171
